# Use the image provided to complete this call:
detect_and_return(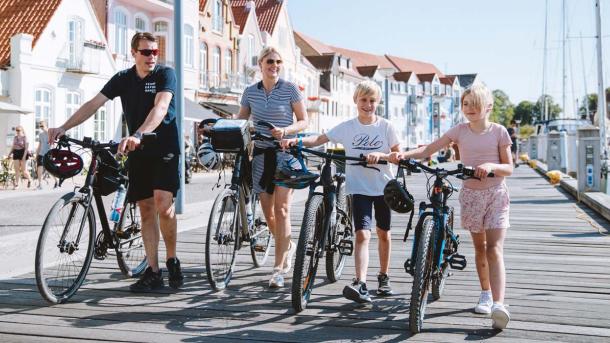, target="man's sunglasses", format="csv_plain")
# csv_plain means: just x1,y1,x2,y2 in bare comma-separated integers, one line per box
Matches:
138,49,160,57
265,59,283,65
